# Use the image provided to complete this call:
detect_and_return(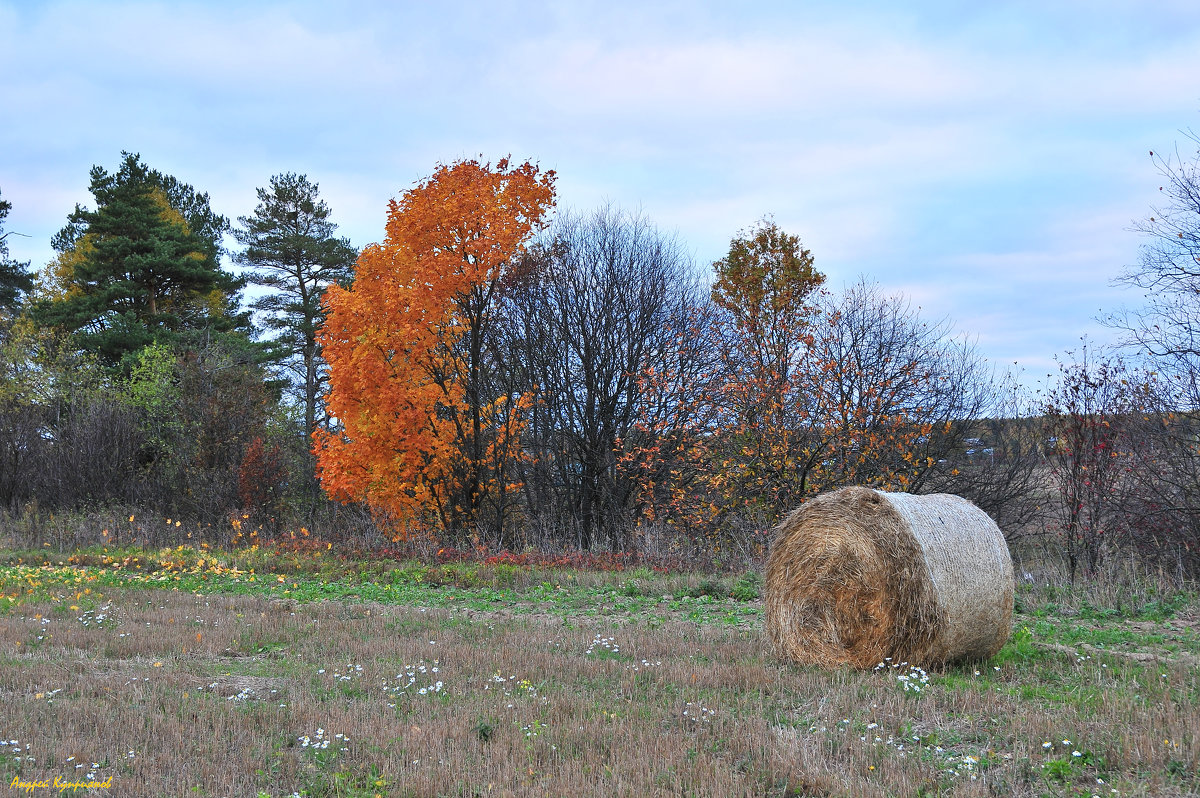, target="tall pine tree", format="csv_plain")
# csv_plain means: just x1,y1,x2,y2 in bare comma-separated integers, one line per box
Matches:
0,188,34,314
233,173,357,437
